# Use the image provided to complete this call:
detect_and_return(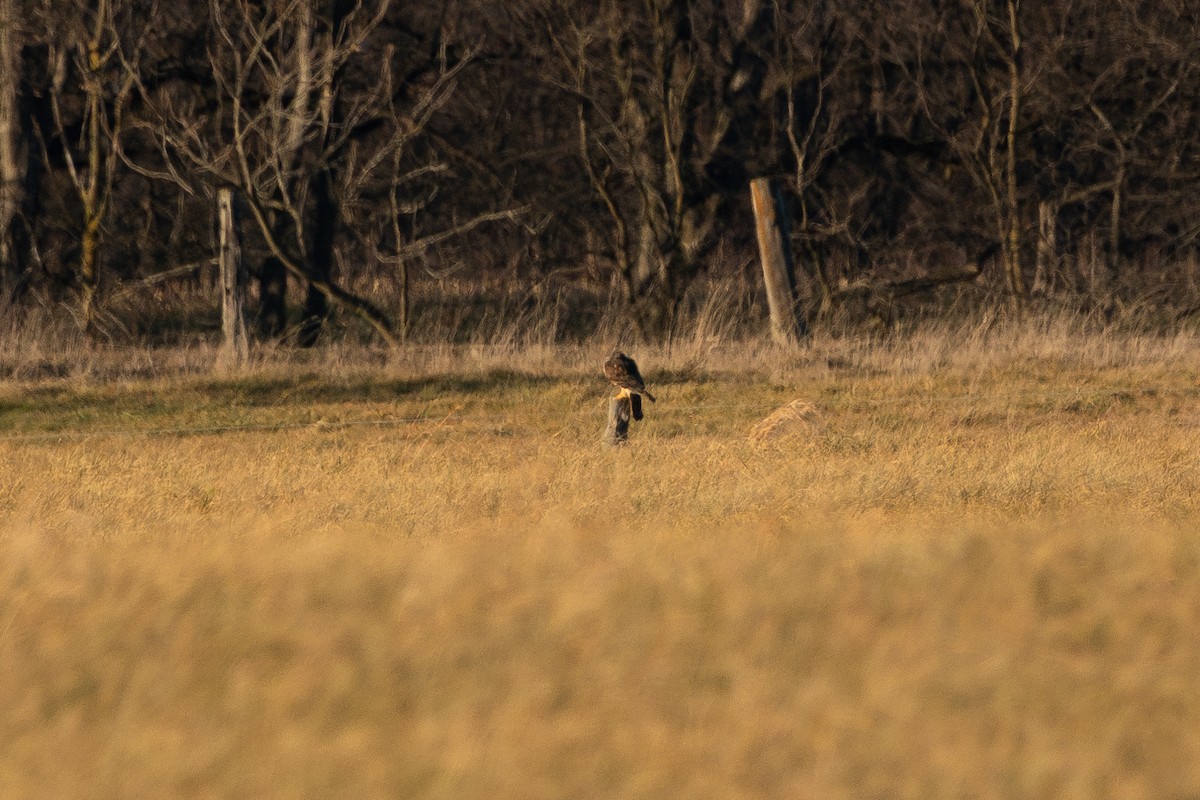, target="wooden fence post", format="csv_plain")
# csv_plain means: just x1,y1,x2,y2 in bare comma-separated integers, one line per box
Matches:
604,395,632,446
216,187,249,371
750,177,807,345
